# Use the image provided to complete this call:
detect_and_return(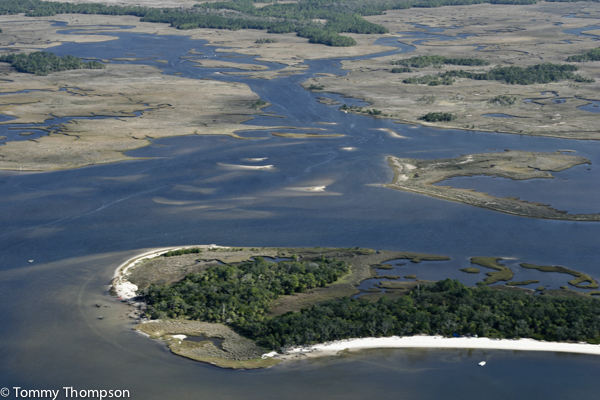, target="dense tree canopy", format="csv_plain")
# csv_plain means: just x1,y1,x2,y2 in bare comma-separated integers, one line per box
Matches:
567,47,600,62
241,279,600,349
0,51,104,75
138,257,349,323
392,55,489,68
